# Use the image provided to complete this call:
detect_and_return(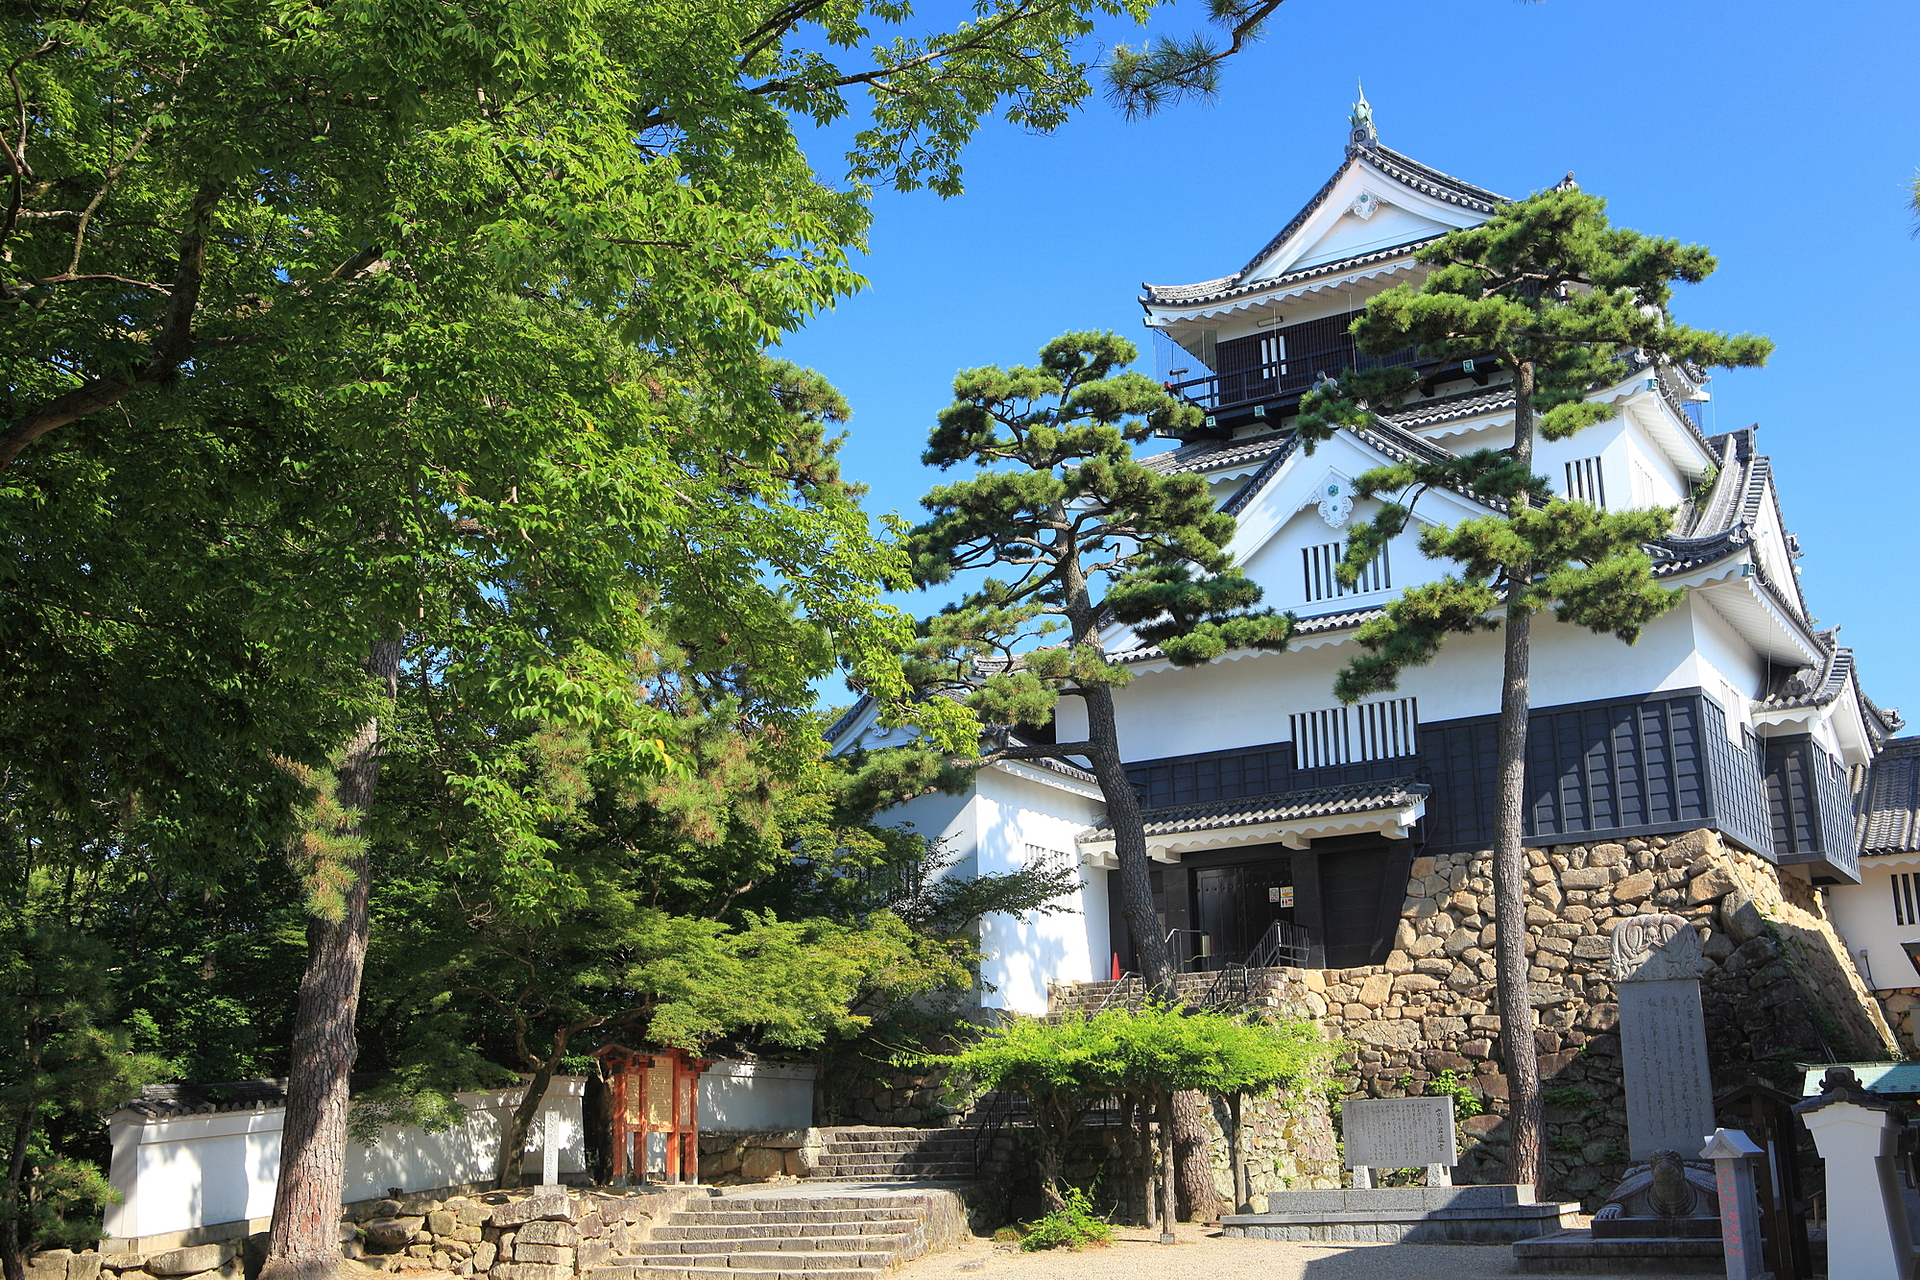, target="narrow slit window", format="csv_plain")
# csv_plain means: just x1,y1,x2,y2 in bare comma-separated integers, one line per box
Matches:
1896,872,1918,927
1290,698,1418,769
1302,540,1390,603
1565,457,1607,507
